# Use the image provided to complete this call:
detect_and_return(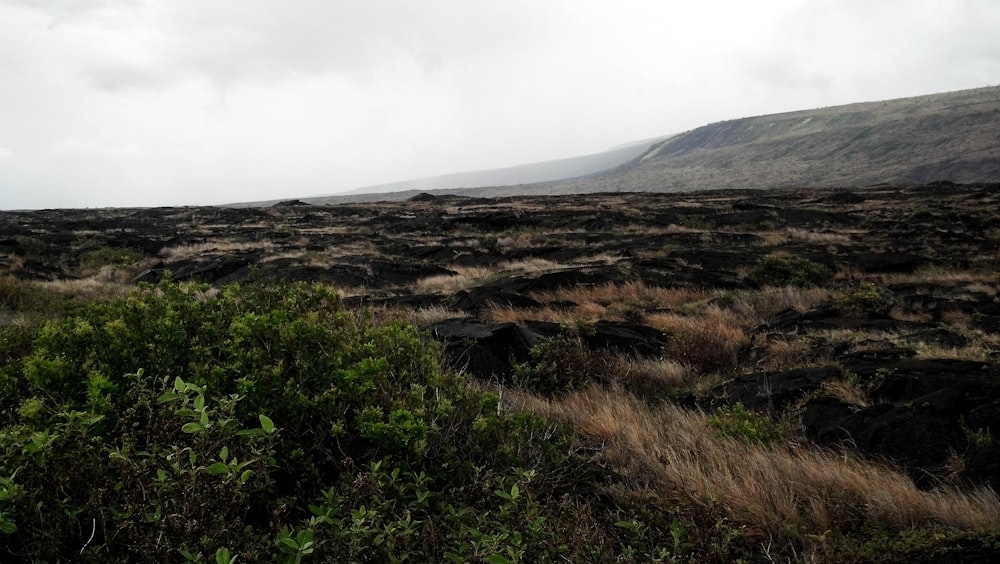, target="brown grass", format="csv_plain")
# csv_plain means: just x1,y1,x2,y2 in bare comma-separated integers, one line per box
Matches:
882,268,1000,286
759,228,854,246
415,258,564,294
822,378,871,408
646,306,749,374
940,309,973,329
408,305,469,325
532,281,709,311
159,240,277,260
723,287,830,327
757,337,816,372
484,303,611,325
511,387,1000,541
913,342,993,362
